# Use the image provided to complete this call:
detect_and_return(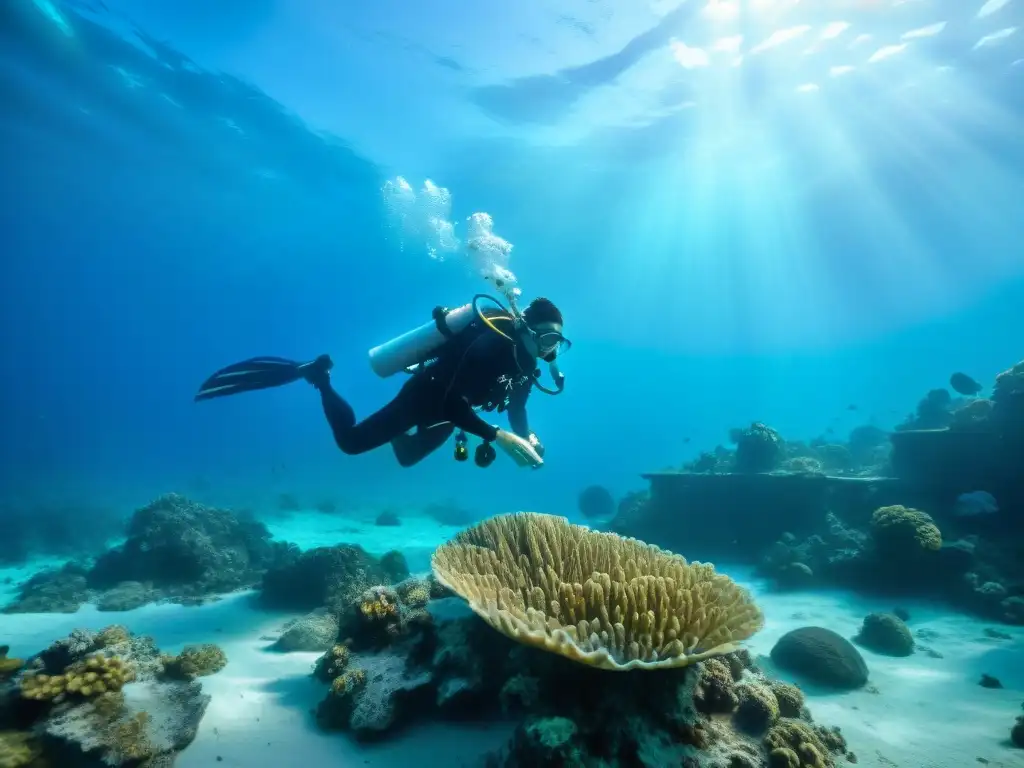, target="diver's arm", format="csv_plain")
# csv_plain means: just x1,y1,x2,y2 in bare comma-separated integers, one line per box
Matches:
507,382,531,439
448,397,500,442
